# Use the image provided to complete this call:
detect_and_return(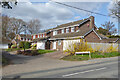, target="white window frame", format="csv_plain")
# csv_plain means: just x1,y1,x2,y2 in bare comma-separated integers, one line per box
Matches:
71,27,74,32
38,34,39,38
66,28,69,33
58,40,61,45
33,35,35,39
62,29,64,34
